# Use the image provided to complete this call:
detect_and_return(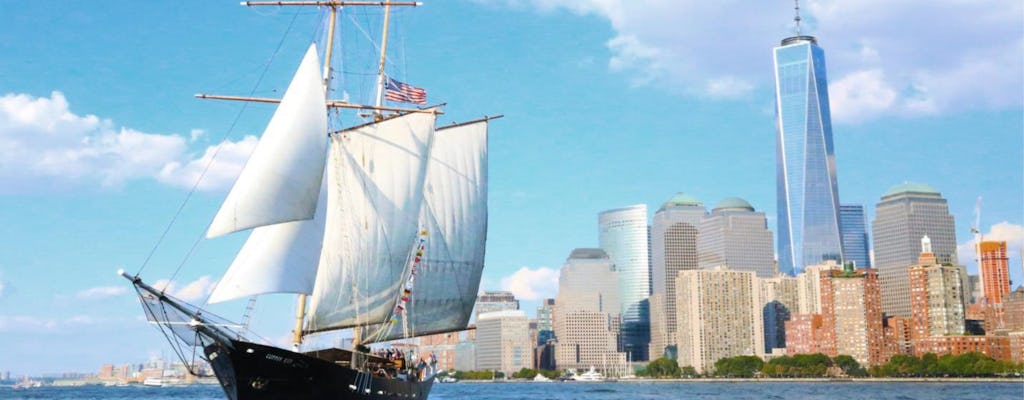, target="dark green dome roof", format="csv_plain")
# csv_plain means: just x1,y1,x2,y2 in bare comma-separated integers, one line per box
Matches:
713,197,754,212
661,193,703,209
